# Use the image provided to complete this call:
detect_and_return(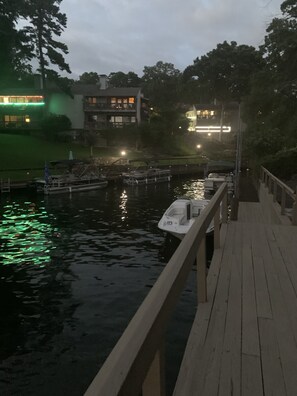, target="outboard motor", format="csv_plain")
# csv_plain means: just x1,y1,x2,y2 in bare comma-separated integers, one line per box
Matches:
186,201,191,220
